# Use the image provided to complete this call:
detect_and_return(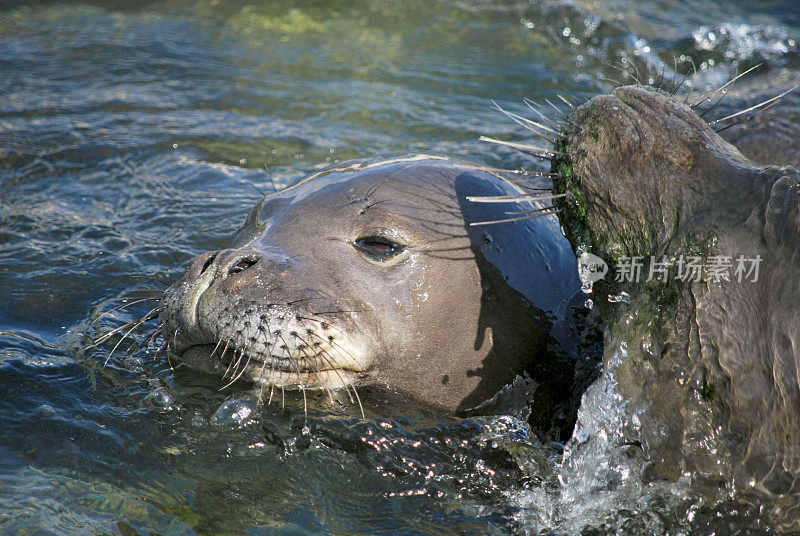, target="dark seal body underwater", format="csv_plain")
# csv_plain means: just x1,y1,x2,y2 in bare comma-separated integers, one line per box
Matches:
160,156,582,414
